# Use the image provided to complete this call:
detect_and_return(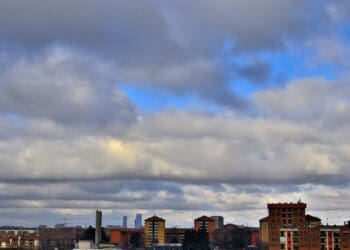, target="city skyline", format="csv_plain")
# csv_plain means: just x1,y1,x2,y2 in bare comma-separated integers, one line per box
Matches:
0,0,349,228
